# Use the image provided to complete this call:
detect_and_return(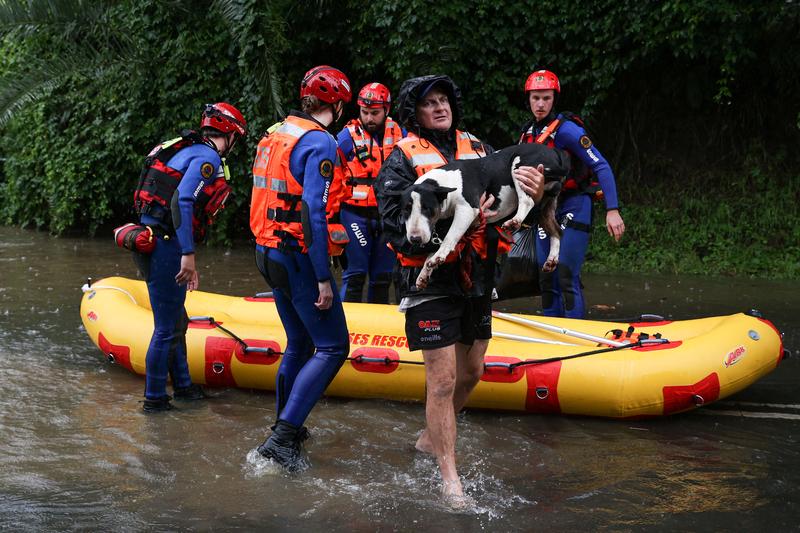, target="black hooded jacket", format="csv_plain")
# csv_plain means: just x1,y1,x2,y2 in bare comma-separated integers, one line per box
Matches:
375,75,494,300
